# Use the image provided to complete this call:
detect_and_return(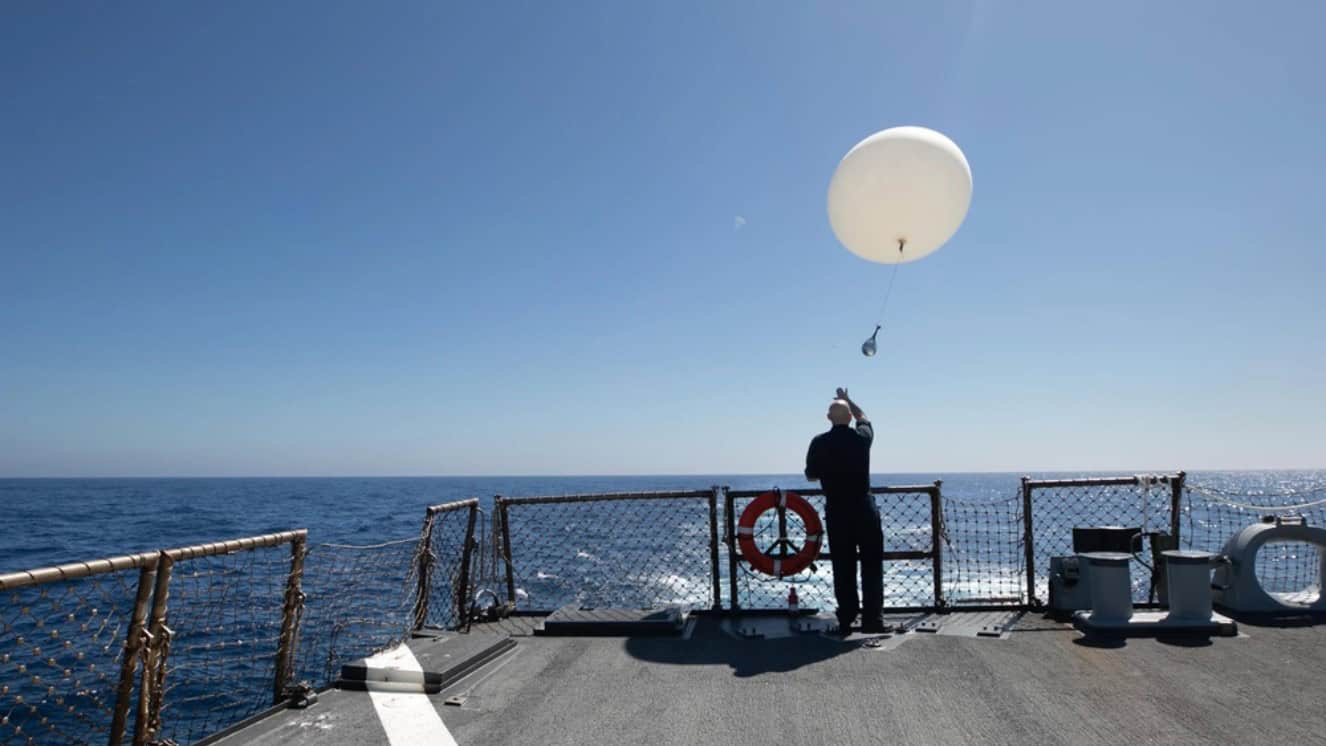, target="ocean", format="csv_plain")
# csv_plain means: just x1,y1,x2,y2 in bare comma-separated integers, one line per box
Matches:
2,471,1323,574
